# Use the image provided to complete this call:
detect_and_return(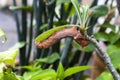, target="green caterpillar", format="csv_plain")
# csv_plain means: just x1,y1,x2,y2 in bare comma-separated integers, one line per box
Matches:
35,25,72,43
